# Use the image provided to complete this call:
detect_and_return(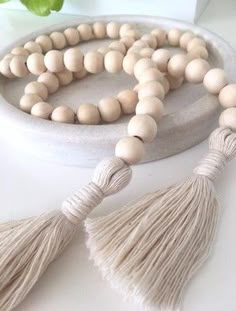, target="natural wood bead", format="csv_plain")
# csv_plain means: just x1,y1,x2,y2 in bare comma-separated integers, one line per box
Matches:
115,136,144,165
77,24,93,41
138,80,165,100
98,97,121,122
117,89,138,114
166,74,184,90
38,72,60,94
168,29,182,46
50,32,67,50
124,29,141,40
133,40,149,48
152,49,171,72
179,31,195,49
0,57,15,78
11,47,29,57
141,34,158,49
56,68,73,86
35,35,53,53
128,114,158,142
84,51,104,74
10,55,28,77
138,67,163,84
3,54,14,60
97,46,110,56
136,96,164,122
127,46,142,55
187,37,206,52
64,47,83,72
167,54,189,78
27,53,46,75
25,81,48,100
106,22,120,39
122,53,140,75
109,41,126,54
140,48,154,58
203,68,227,94
187,46,208,60
64,28,80,46
24,41,42,54
161,76,170,94
104,51,124,73
31,101,53,119
19,94,42,113
219,107,236,131
219,84,236,108
119,23,133,37
73,67,88,80
93,22,106,39
77,103,101,125
120,36,135,49
185,59,210,83
133,58,156,80
44,50,64,73
151,28,166,46
51,105,75,123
